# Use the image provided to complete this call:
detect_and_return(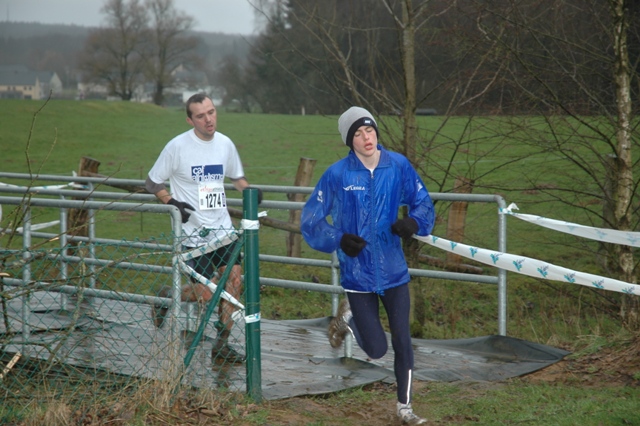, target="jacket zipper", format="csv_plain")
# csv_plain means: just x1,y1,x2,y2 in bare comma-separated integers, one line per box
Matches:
369,169,383,295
